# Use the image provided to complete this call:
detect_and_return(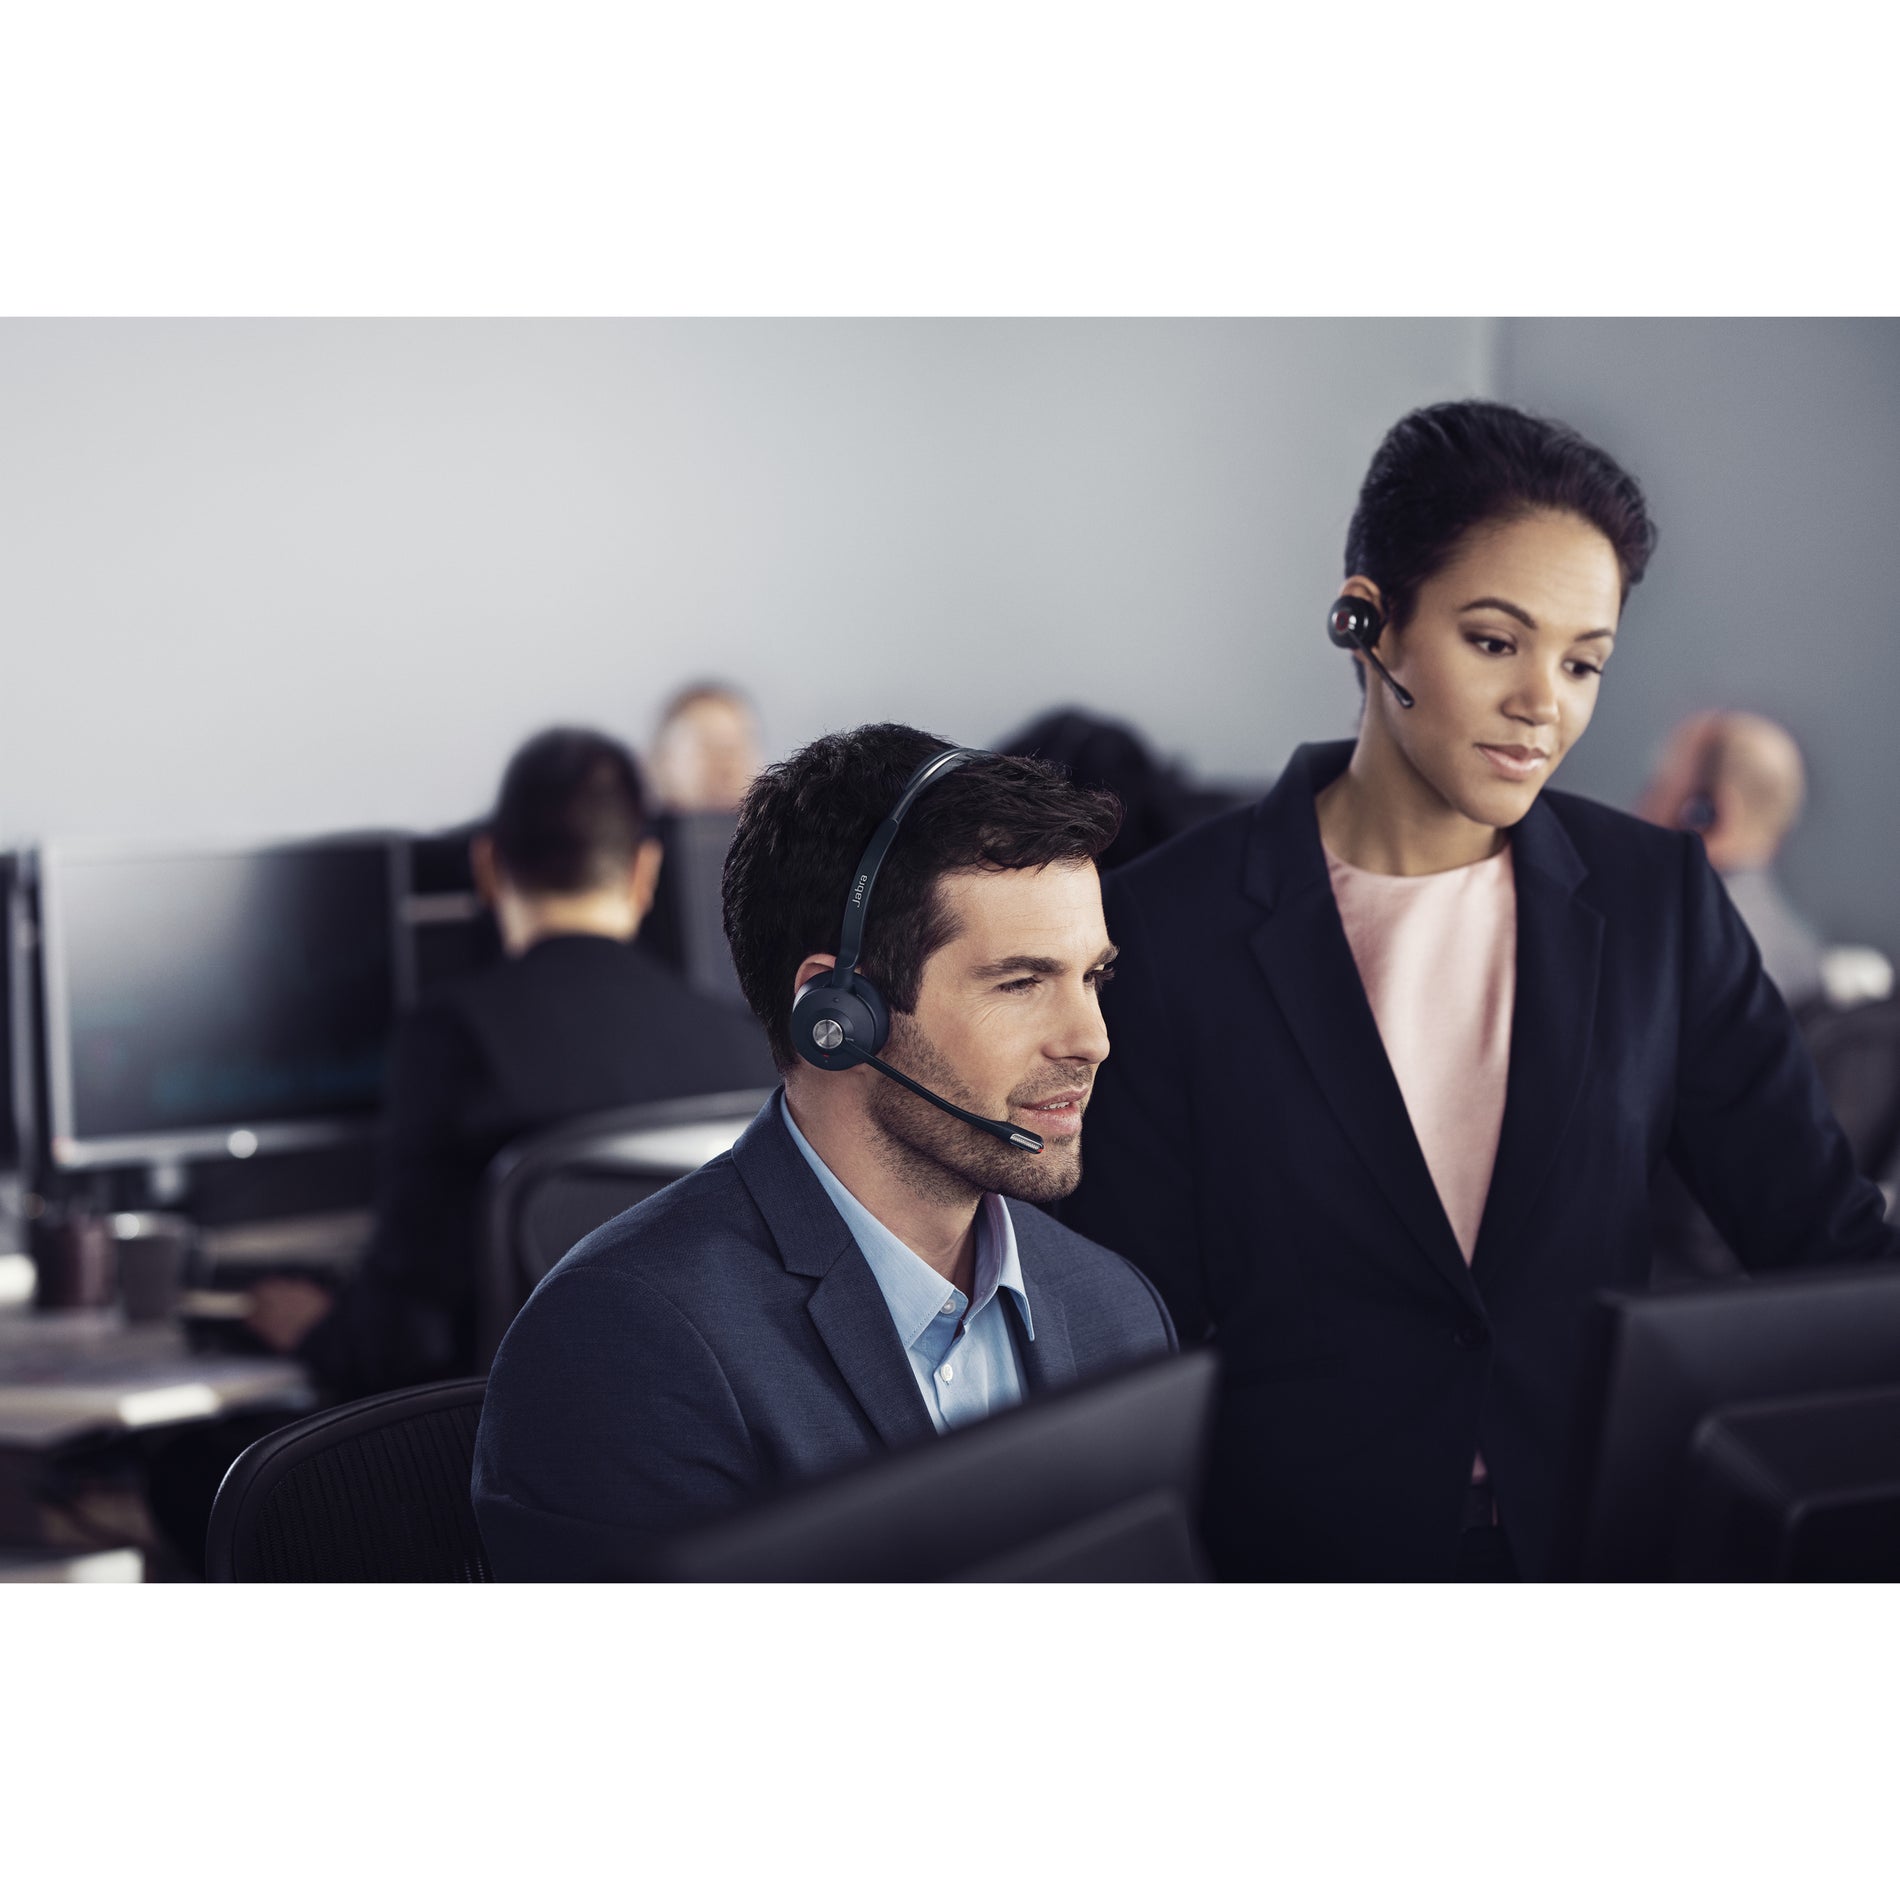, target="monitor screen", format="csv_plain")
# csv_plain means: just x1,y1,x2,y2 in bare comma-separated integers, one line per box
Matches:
1552,1264,1900,1579
638,1348,1218,1583
39,838,404,1168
